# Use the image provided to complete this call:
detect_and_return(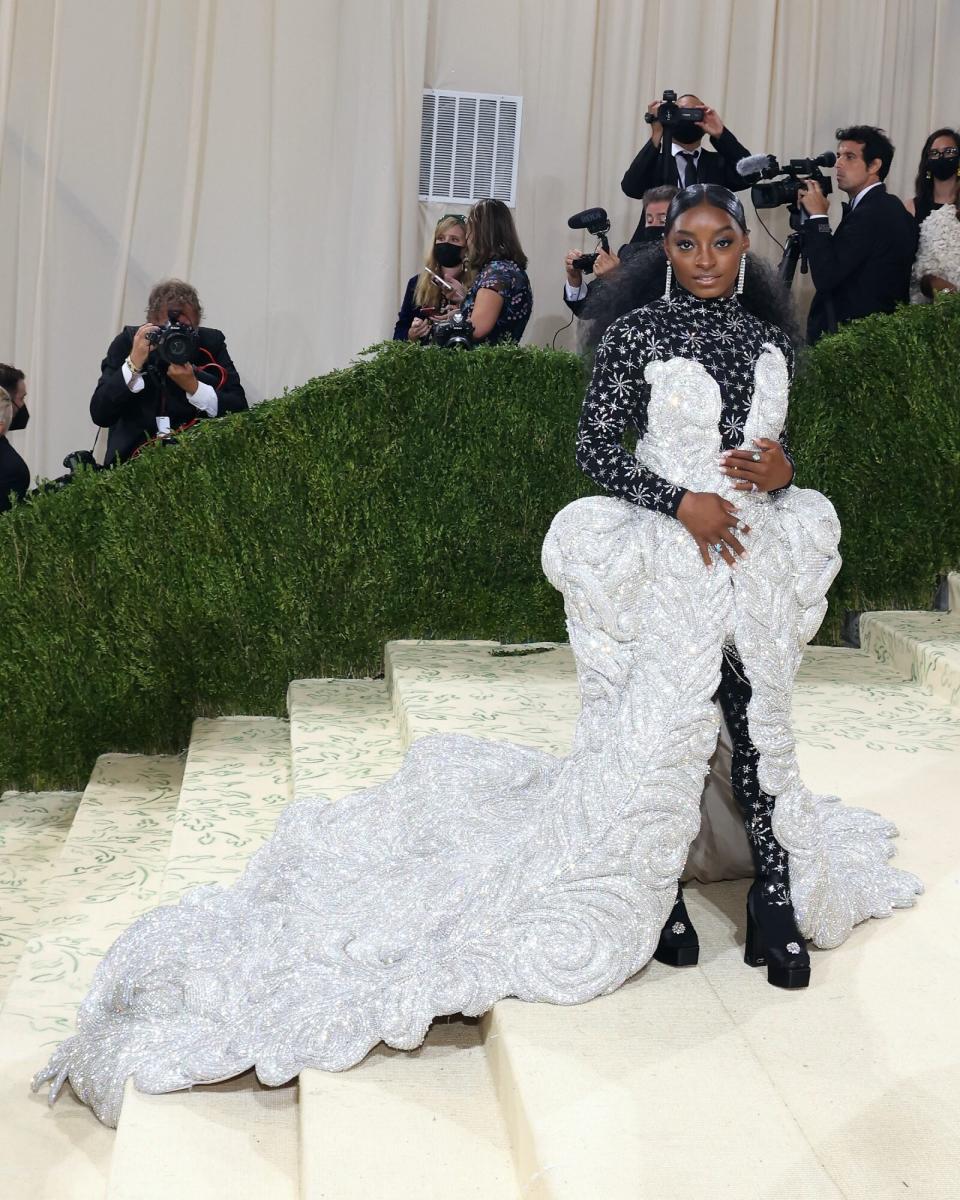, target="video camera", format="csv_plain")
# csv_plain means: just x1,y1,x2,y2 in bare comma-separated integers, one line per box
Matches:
146,309,199,366
644,89,705,138
567,207,611,274
739,151,836,210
